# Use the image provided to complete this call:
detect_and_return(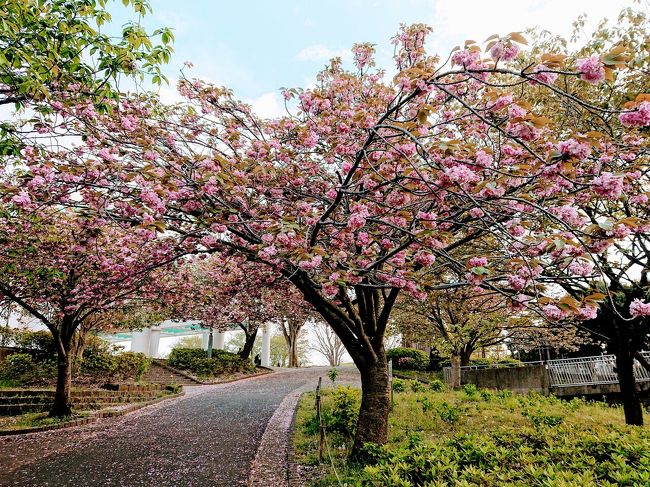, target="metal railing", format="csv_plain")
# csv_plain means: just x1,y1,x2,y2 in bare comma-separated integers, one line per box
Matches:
442,352,650,388
546,352,650,387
